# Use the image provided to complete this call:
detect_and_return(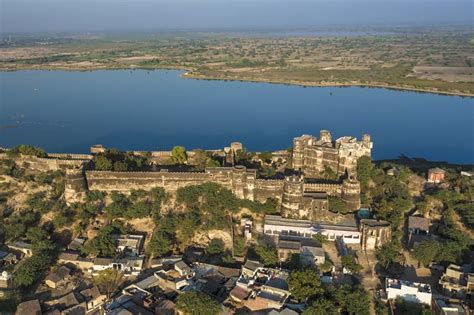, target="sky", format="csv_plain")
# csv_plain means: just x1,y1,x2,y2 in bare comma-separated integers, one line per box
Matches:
1,0,472,34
